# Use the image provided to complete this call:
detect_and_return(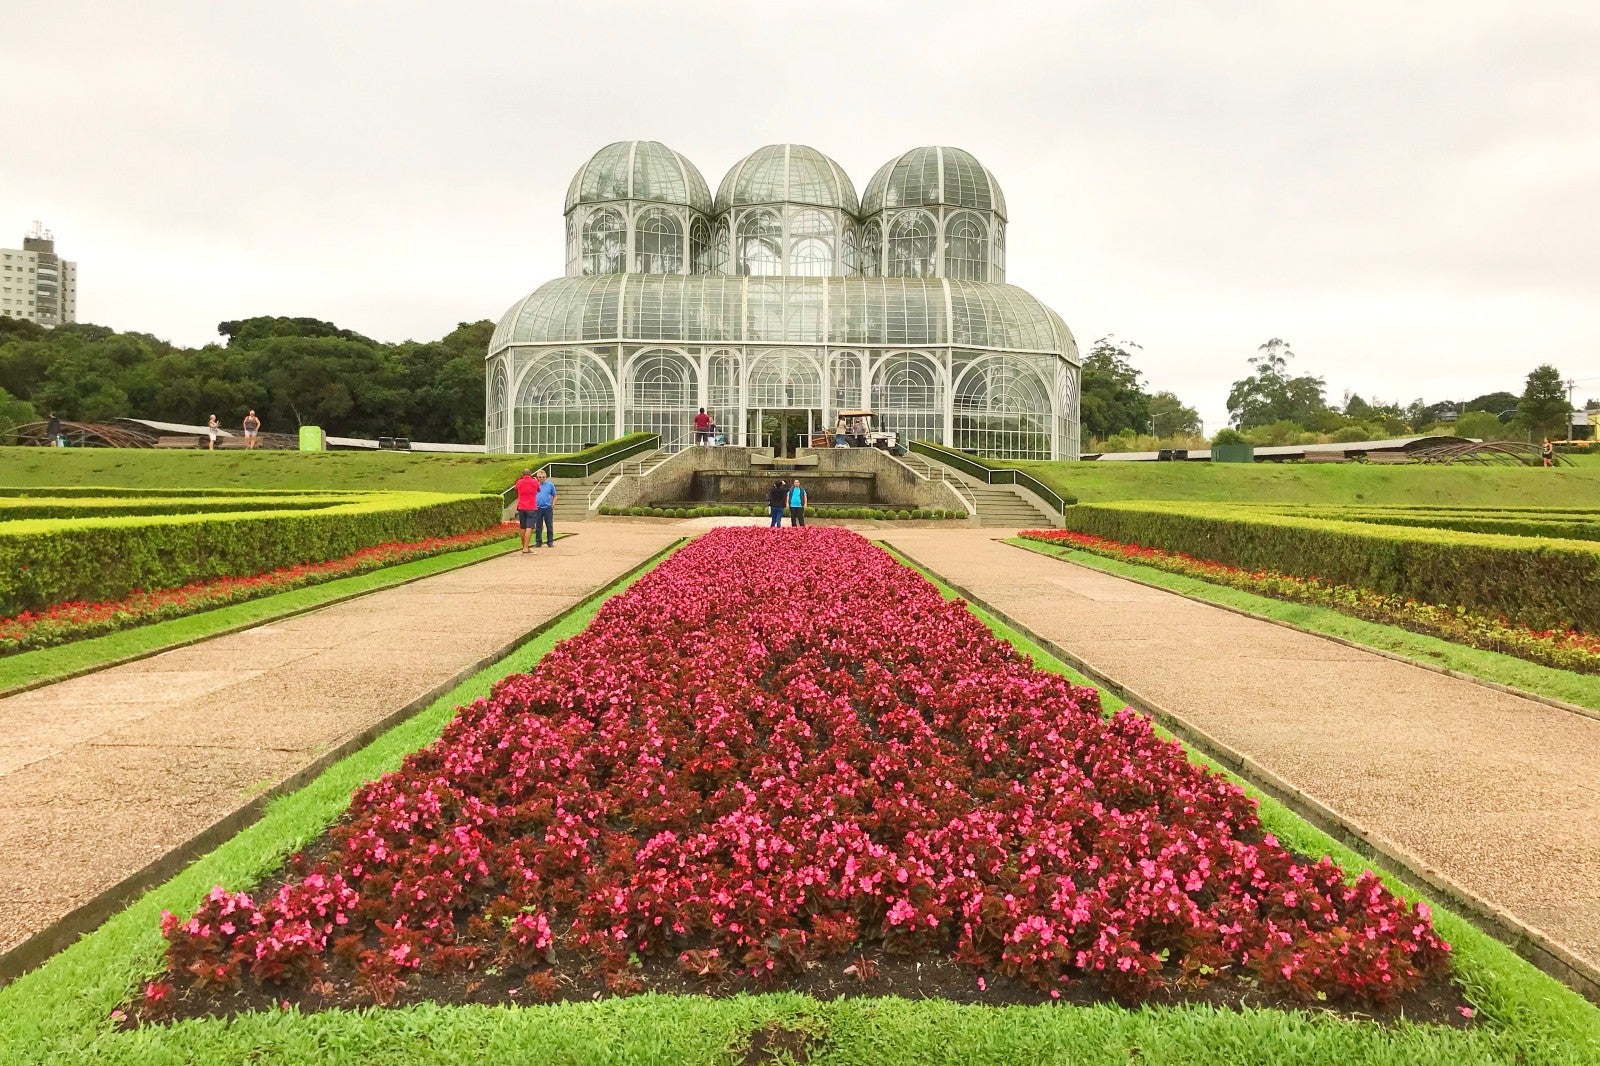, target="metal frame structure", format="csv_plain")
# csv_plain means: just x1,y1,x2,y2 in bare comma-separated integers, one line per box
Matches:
491,141,1078,459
